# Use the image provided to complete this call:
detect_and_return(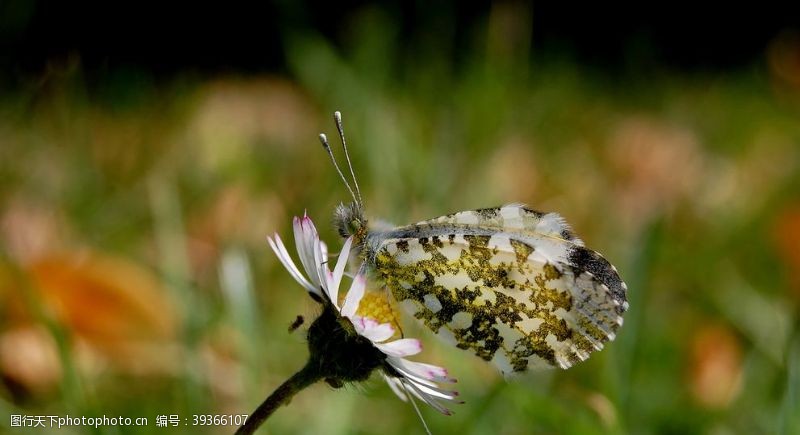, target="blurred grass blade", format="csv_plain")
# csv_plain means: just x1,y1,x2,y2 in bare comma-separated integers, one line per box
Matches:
714,268,793,365
219,247,259,394
779,330,800,435
148,175,206,408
